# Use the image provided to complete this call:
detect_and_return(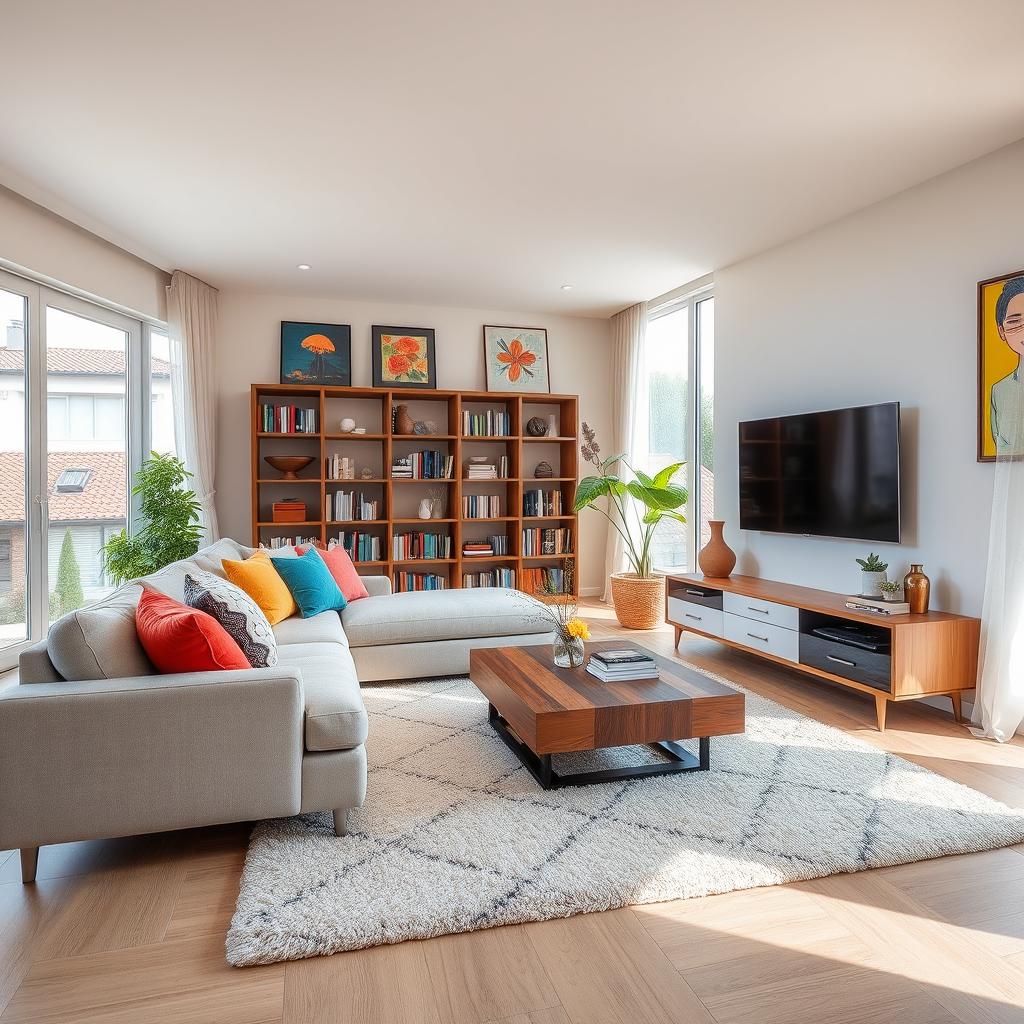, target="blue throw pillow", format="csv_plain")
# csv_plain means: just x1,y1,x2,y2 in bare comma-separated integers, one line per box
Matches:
270,547,347,618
